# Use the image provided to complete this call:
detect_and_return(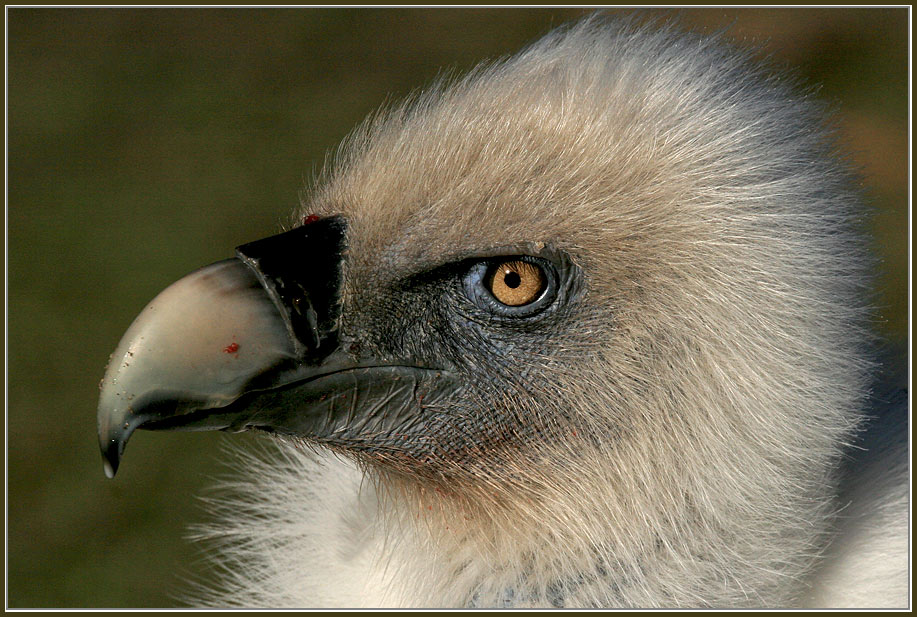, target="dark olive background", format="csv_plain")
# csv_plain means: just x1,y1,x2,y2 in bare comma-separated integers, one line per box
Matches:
6,7,908,608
